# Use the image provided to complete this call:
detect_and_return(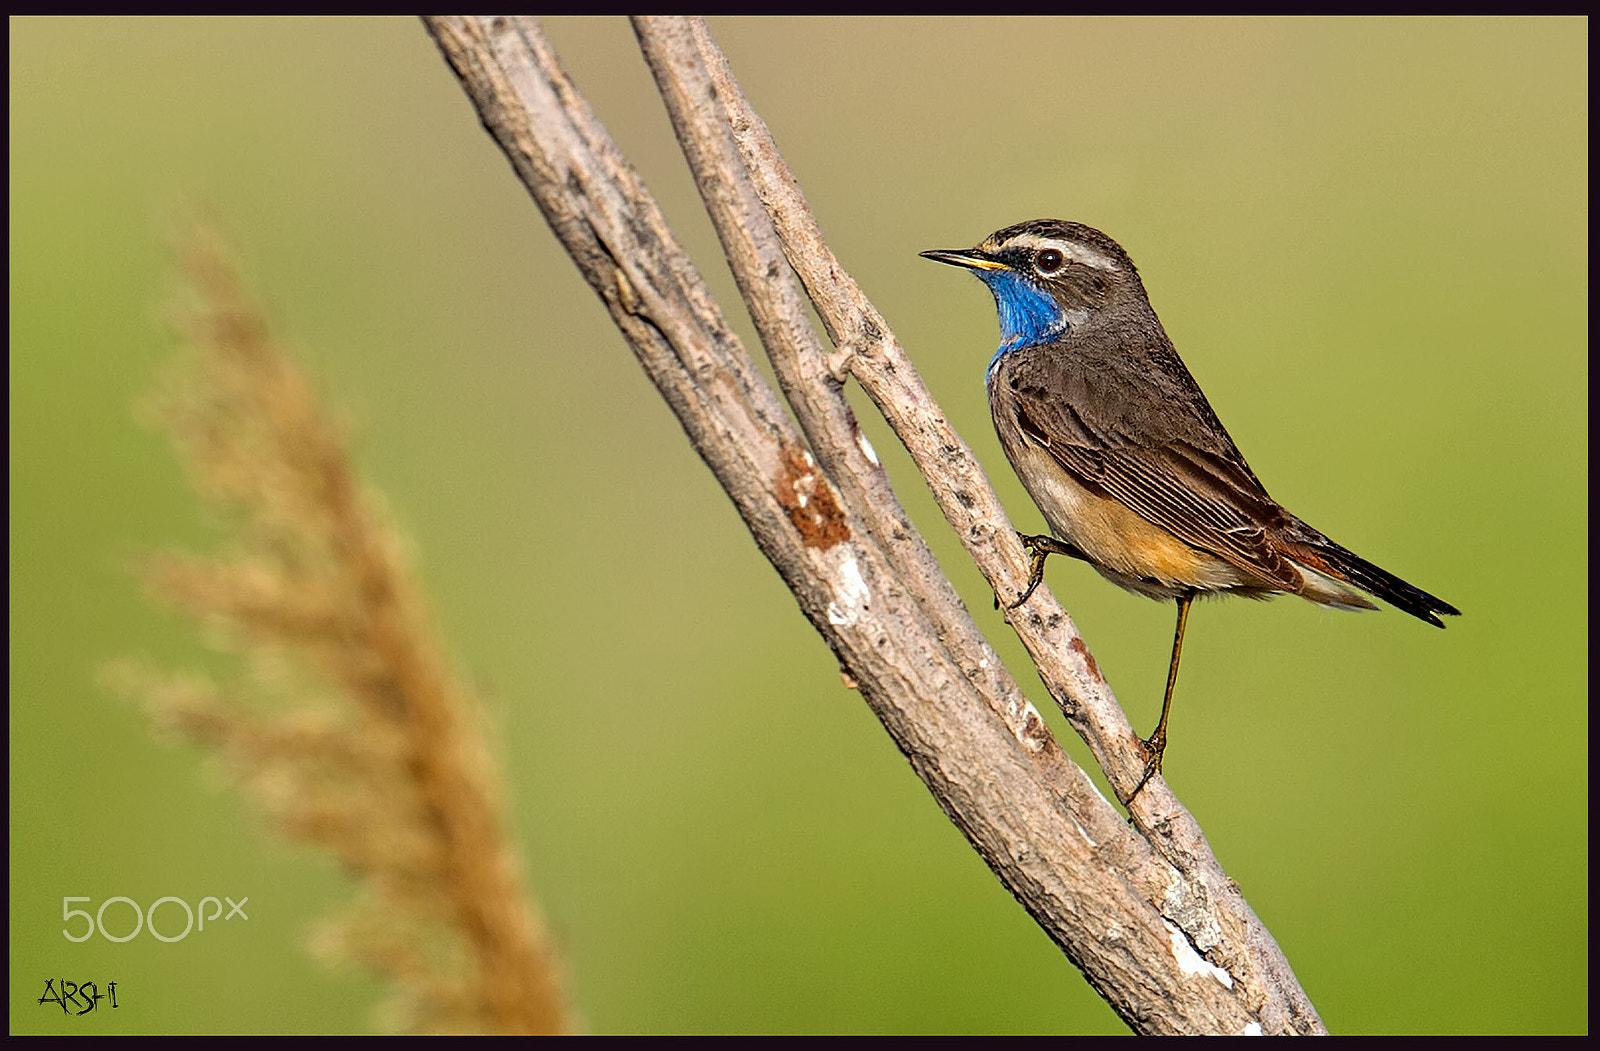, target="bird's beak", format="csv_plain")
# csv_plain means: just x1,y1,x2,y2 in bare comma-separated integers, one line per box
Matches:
919,248,1009,272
